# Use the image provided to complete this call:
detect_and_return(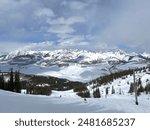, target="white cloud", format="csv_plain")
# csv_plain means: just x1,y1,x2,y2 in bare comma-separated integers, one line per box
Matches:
47,16,86,43
0,0,150,52
0,41,55,52
48,25,75,34
69,1,87,10
20,41,54,51
94,0,150,52
0,42,28,52
58,35,89,49
35,8,55,17
47,16,85,25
